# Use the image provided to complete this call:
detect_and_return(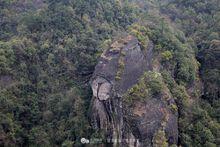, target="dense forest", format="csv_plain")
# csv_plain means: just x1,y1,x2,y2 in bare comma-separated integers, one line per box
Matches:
0,0,219,146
